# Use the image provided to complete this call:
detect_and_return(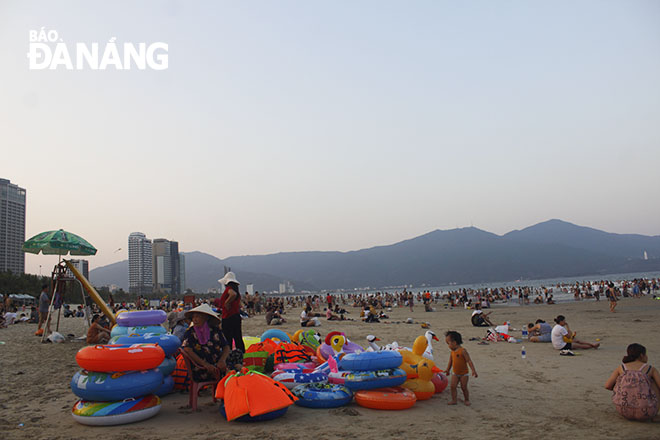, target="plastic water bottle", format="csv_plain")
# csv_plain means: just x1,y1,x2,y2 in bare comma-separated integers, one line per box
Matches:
521,345,526,359
522,327,528,339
